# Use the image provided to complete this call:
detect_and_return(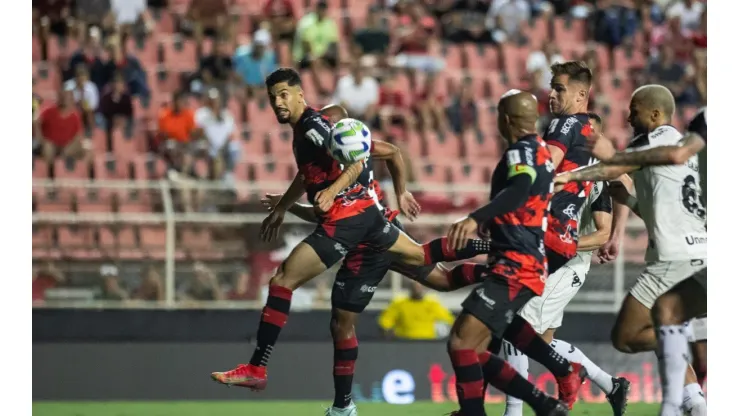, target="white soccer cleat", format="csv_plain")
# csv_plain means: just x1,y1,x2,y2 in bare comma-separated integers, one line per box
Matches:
324,401,358,416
